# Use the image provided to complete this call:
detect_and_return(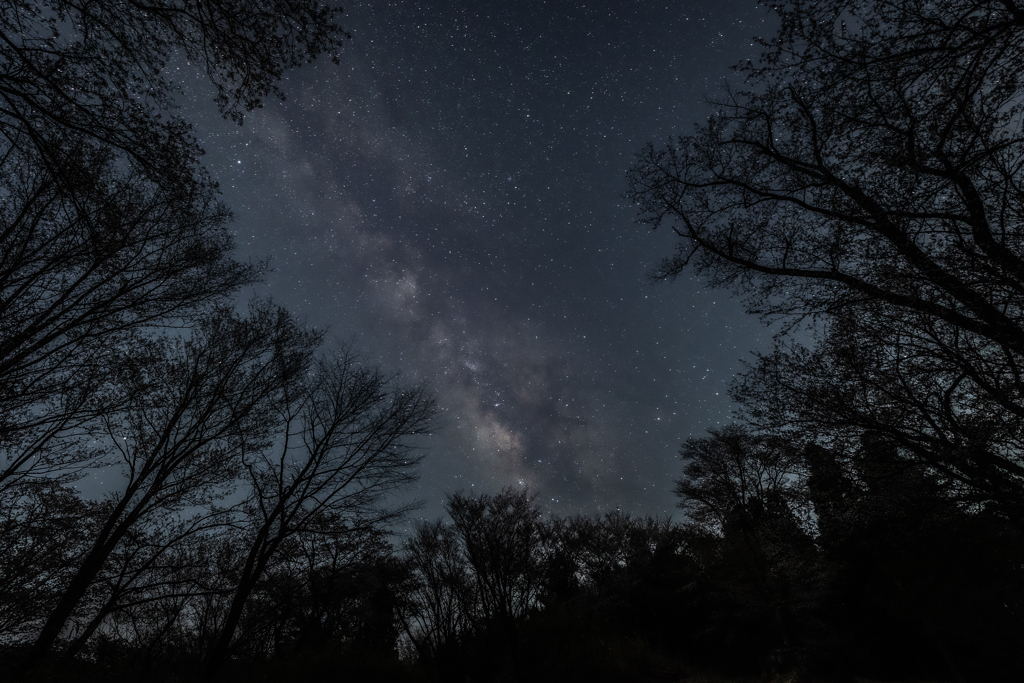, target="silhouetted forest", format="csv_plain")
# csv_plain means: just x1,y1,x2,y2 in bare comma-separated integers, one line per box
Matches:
5,477,1022,682
3,0,1024,681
